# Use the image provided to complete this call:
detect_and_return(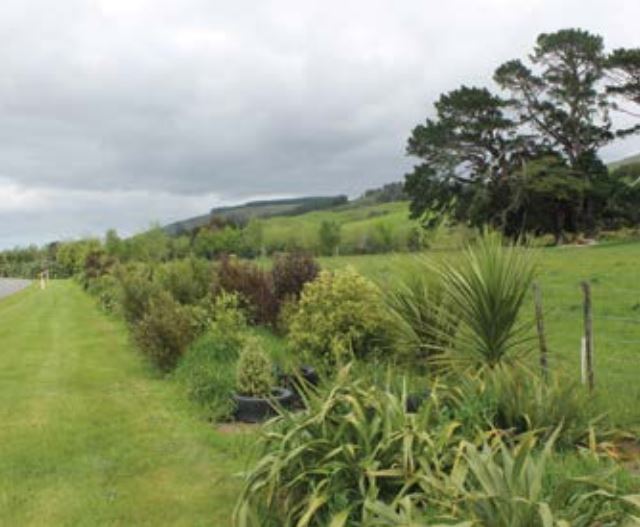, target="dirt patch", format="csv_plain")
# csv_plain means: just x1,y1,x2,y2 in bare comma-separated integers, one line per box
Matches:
216,422,260,435
612,438,640,475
